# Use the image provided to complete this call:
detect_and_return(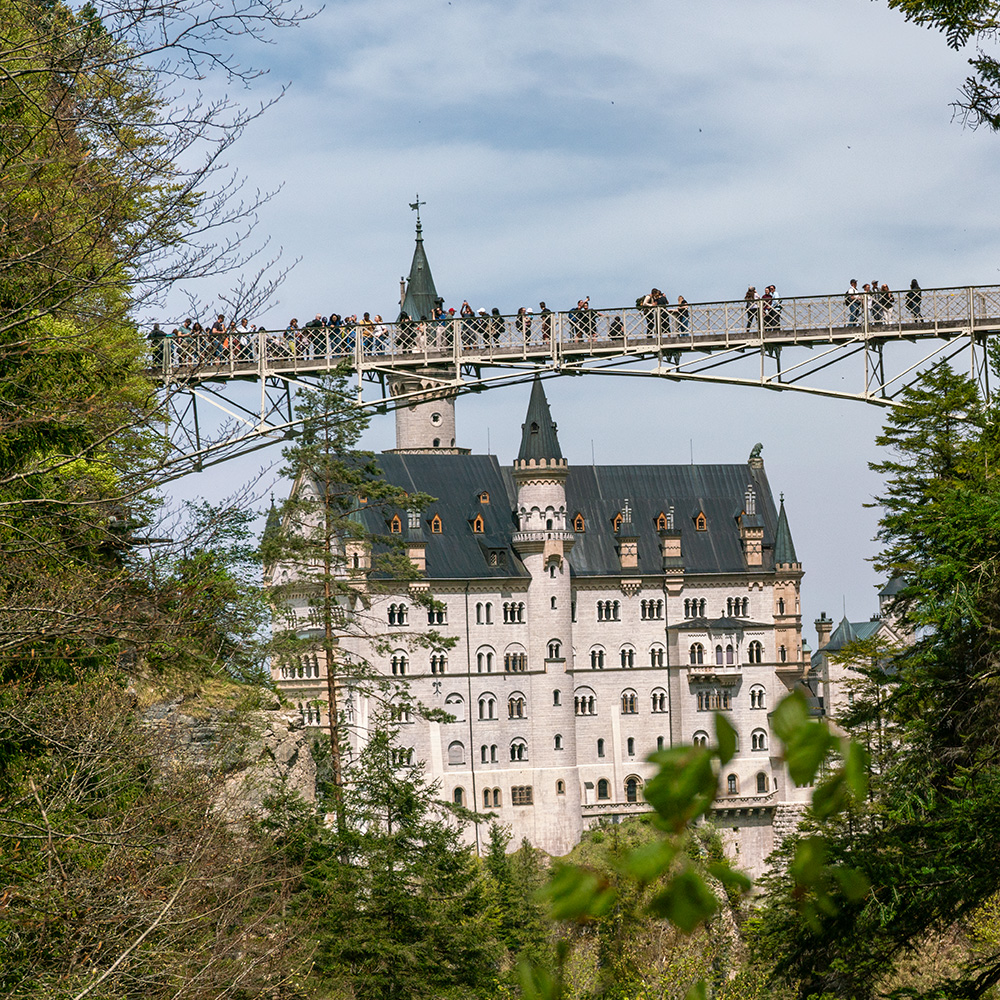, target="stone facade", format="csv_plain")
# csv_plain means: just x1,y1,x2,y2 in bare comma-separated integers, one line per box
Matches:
270,379,818,875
